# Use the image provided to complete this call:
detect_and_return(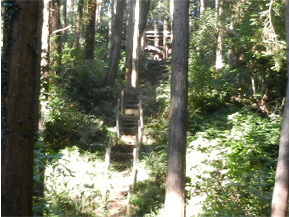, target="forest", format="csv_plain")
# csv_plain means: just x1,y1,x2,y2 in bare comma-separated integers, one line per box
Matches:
1,0,289,216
